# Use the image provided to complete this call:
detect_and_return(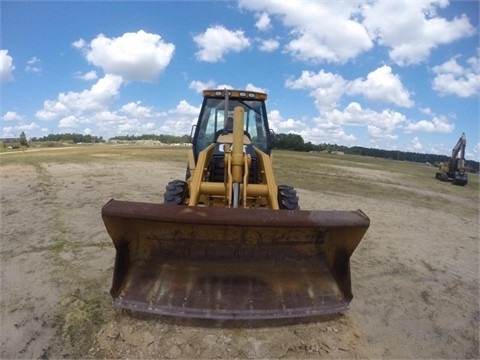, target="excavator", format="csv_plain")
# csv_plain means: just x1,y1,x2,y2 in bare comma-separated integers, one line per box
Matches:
102,89,370,320
436,132,468,186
